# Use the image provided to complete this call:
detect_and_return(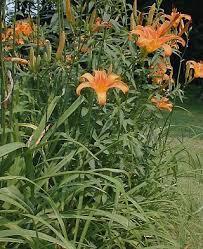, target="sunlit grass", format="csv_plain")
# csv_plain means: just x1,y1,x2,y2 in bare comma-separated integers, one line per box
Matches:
168,87,203,248
170,85,203,138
